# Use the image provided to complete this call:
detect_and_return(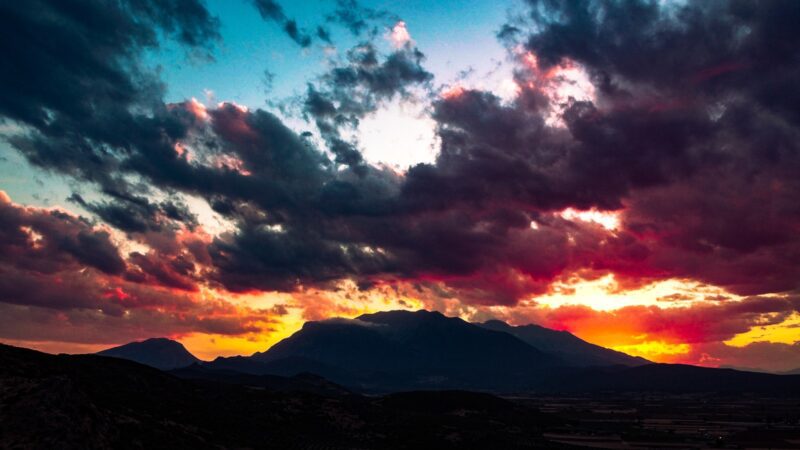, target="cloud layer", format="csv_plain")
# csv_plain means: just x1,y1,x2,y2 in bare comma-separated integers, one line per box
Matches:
1,0,799,369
